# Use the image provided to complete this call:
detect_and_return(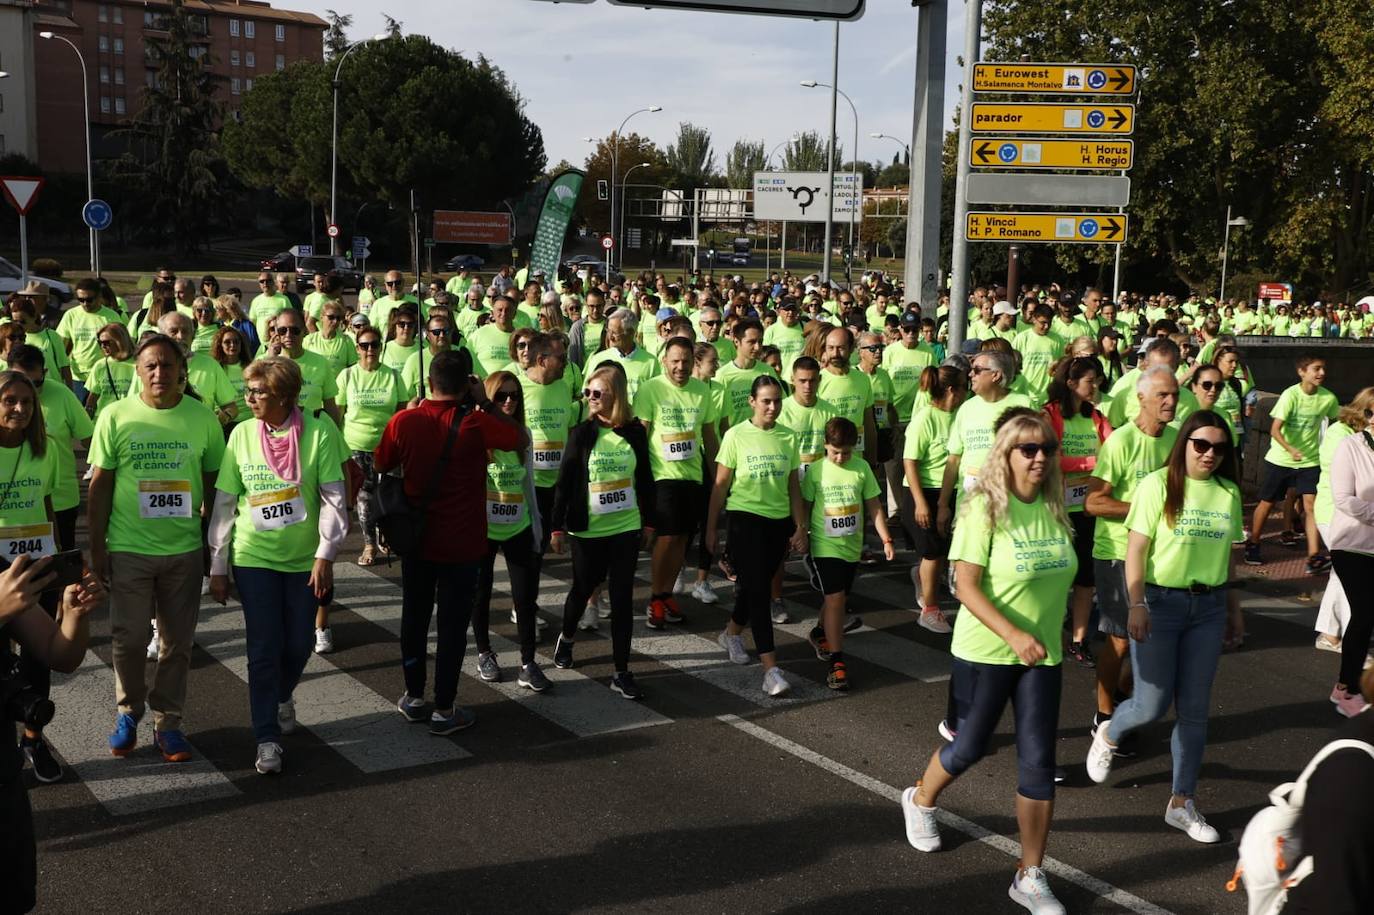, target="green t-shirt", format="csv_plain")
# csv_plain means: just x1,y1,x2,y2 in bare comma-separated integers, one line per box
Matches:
903,406,955,489
469,324,514,377
1012,330,1060,398
56,305,121,381
302,290,328,320
882,342,936,422
709,336,737,365
762,321,806,376
336,364,403,452
632,375,715,481
1048,317,1092,351
801,453,880,562
381,339,418,374
1127,468,1242,588
715,359,774,426
368,295,423,336
216,414,347,573
25,329,69,380
249,293,290,343
947,393,1032,477
0,442,59,552
1265,384,1339,468
816,369,873,448
89,395,226,556
520,373,577,488
86,356,135,416
585,346,660,403
38,380,94,512
1090,421,1179,561
454,305,491,339
779,396,837,481
289,350,339,415
400,347,449,401
485,449,530,542
190,322,220,356
303,332,357,379
863,366,894,429
1213,380,1244,441
717,421,798,520
1104,369,1202,430
1059,412,1102,514
1315,422,1356,526
576,426,643,539
948,492,1076,666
